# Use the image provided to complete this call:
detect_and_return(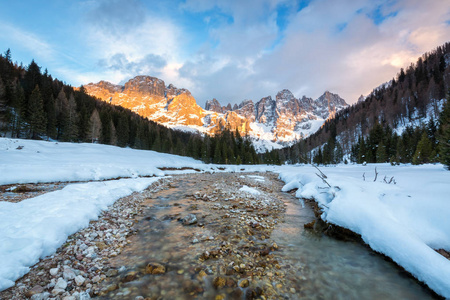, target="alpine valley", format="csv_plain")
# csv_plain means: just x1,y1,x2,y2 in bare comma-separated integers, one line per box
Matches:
84,76,348,152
